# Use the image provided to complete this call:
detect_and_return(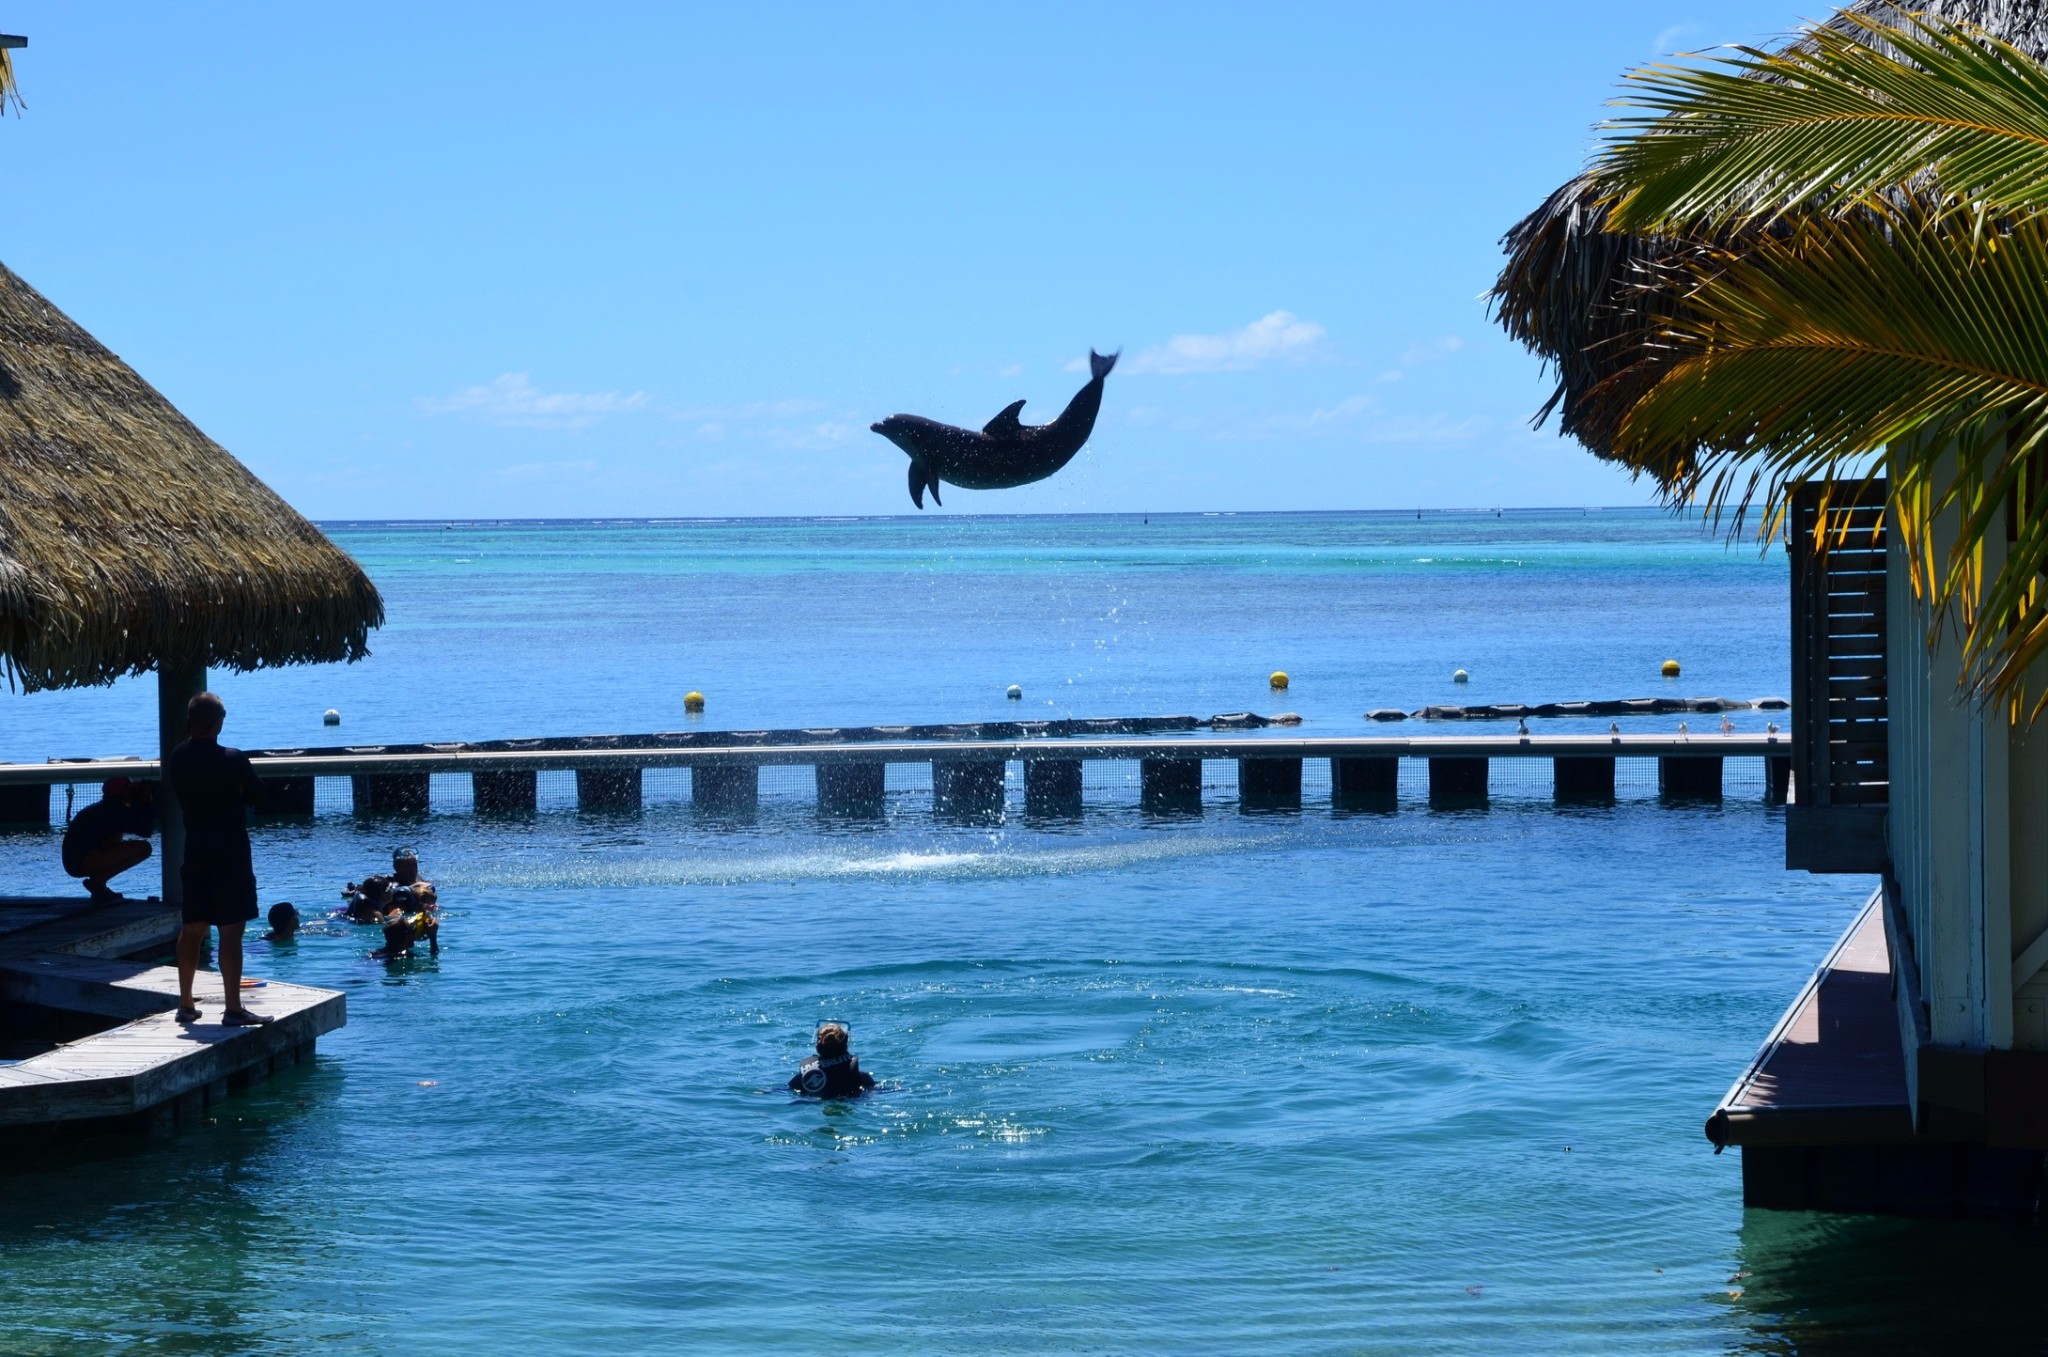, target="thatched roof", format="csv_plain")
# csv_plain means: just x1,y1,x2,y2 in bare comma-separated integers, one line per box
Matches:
1490,0,2048,463
0,261,382,691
